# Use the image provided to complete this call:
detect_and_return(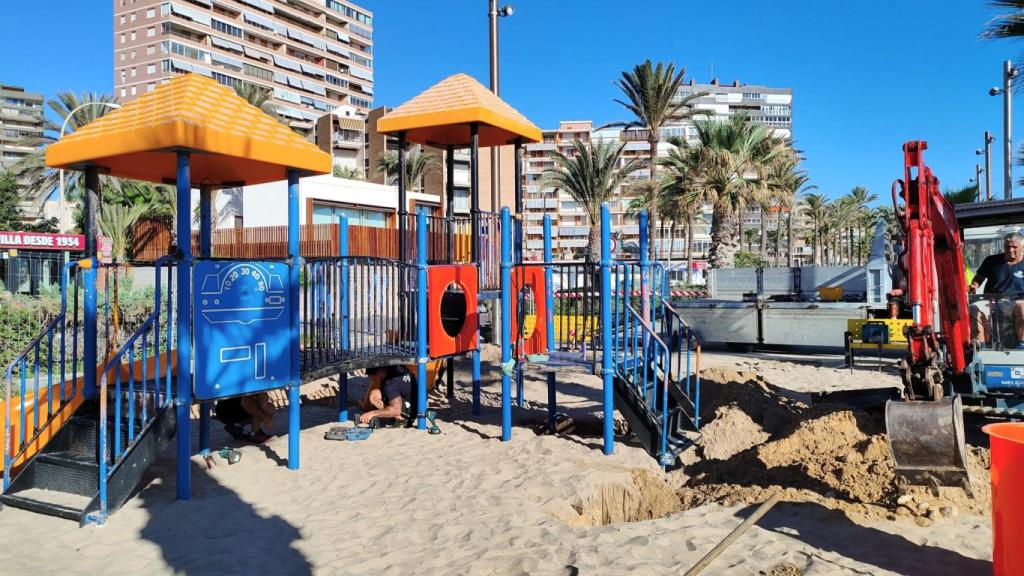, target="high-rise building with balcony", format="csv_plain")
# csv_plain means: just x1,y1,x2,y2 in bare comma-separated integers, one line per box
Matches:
113,0,374,140
0,84,44,172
